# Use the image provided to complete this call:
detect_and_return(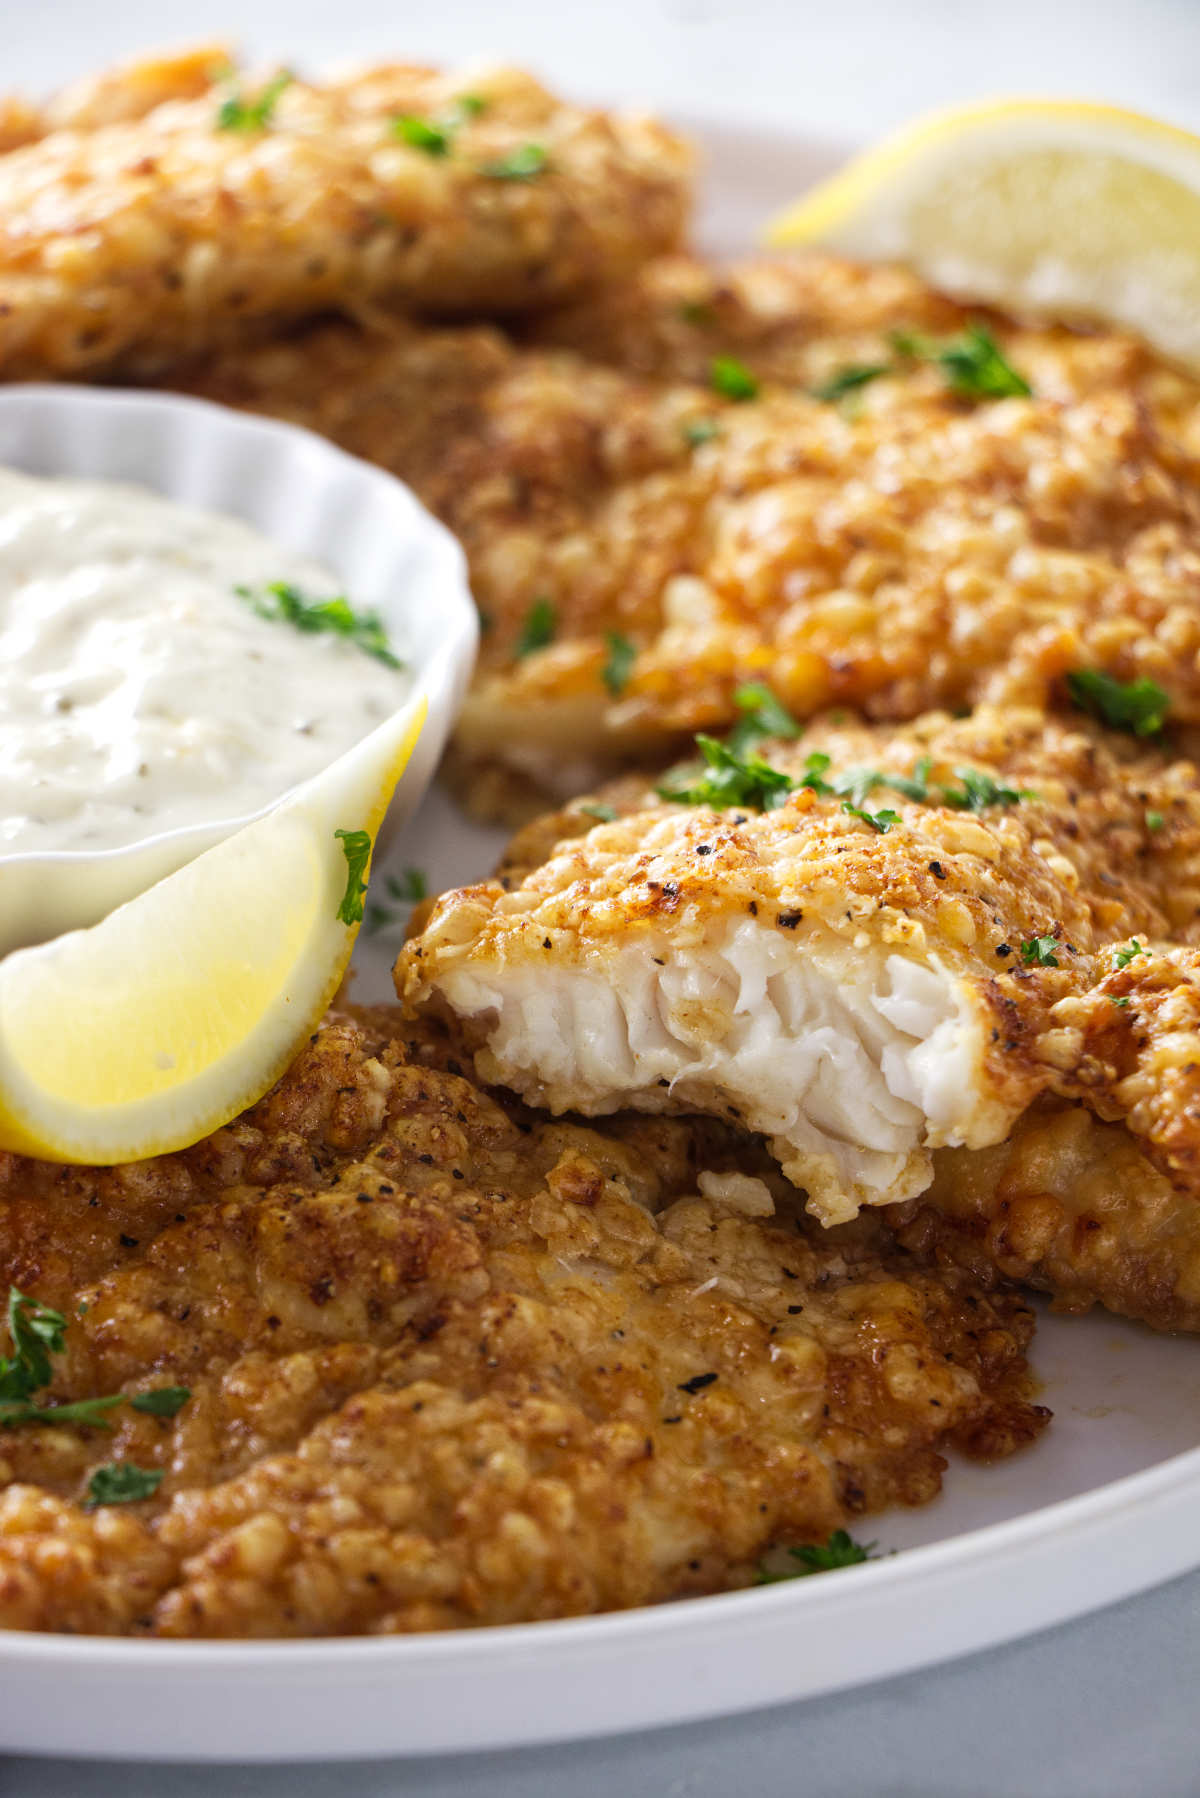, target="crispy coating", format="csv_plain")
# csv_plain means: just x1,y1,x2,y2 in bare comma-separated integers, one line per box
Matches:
399,707,1200,1222
179,254,1200,814
0,1009,1045,1637
893,1097,1200,1334
0,44,231,154
0,62,691,378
